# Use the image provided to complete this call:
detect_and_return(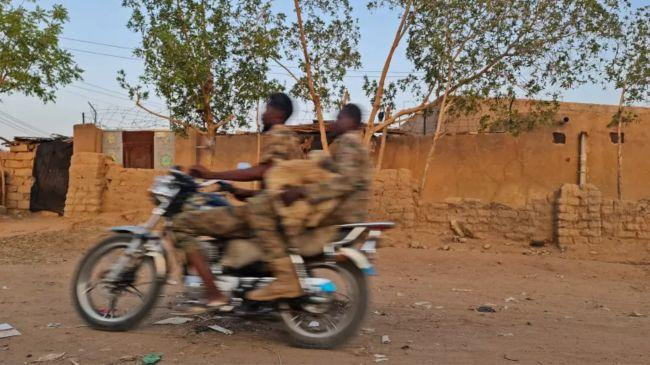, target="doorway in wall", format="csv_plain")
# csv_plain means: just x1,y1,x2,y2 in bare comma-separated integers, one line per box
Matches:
122,131,154,169
30,140,73,215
